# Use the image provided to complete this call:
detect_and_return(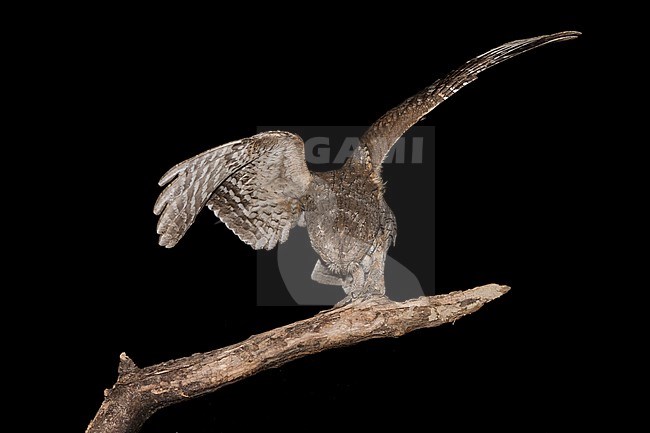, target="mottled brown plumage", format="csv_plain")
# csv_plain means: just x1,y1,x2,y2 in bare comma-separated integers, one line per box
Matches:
154,31,579,302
